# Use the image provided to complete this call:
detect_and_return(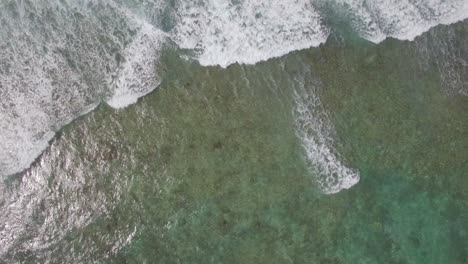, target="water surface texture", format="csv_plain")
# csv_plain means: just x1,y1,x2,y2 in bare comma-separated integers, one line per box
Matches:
1,1,468,263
